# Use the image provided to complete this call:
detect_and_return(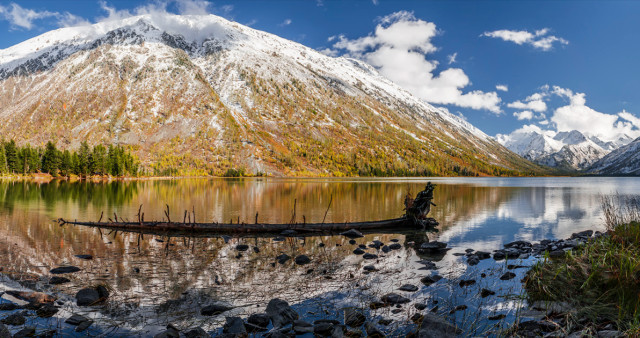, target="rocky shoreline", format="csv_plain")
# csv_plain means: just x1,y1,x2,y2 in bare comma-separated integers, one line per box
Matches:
0,227,618,337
